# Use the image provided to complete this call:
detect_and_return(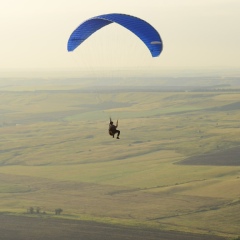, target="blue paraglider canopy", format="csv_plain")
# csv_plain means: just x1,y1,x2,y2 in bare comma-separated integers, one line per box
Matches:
67,13,163,57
